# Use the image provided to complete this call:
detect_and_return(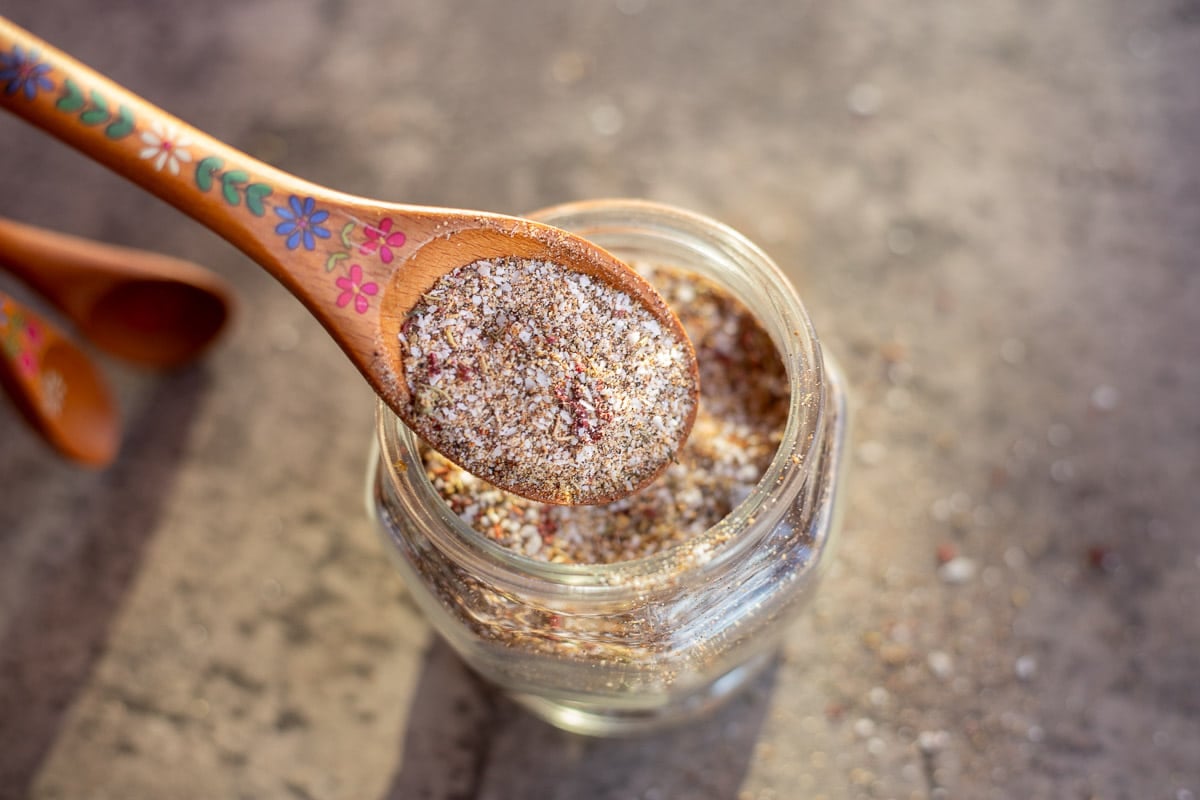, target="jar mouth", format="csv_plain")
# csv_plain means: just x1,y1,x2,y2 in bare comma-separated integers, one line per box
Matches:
376,199,828,589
